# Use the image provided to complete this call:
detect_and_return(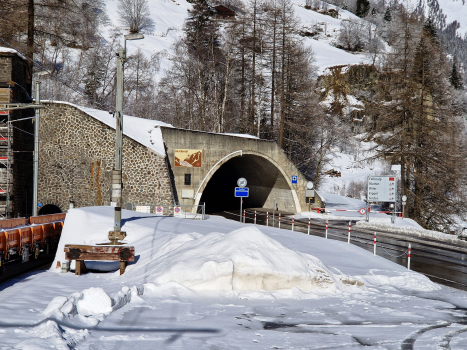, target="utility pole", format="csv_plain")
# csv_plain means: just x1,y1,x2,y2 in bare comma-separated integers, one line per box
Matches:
32,81,40,217
109,34,143,244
